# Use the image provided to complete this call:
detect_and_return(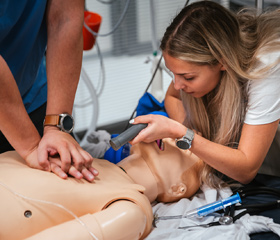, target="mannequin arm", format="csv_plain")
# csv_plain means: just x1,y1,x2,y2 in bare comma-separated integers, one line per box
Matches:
25,201,148,240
